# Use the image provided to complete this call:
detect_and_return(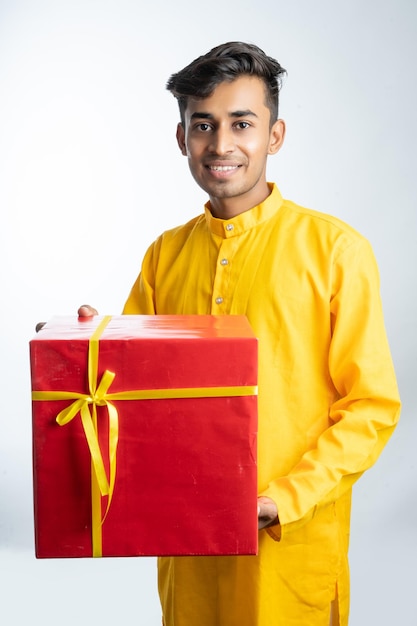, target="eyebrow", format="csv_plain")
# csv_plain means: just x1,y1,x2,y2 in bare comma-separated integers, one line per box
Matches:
190,109,258,120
